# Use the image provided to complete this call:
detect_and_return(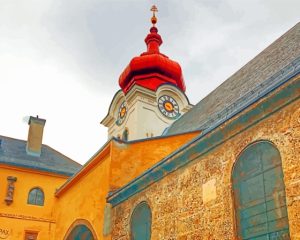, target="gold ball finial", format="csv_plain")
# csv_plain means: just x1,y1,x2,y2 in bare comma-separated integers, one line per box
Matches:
150,5,158,26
